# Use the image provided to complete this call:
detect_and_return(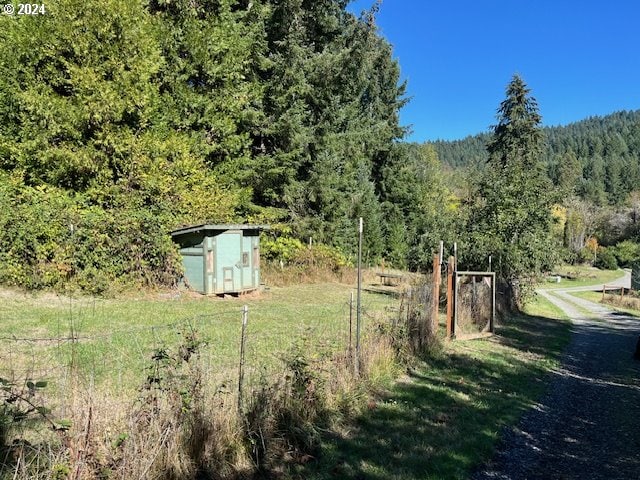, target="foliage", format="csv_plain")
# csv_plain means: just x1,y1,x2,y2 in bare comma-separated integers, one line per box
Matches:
0,173,184,292
0,376,61,465
594,246,619,270
432,109,640,207
251,2,406,262
612,240,640,267
0,0,409,290
261,235,351,270
261,236,306,263
289,244,352,269
380,143,459,270
465,75,558,305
